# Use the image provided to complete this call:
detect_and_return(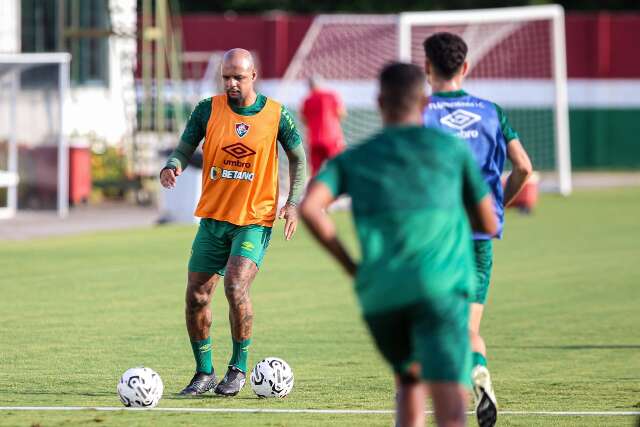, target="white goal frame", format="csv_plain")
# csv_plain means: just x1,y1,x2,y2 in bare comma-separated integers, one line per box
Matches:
399,5,572,195
0,53,71,218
